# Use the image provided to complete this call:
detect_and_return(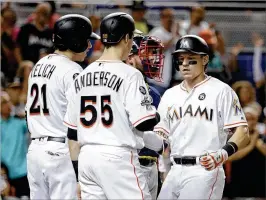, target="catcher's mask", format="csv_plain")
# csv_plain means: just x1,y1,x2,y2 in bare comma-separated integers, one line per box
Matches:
139,36,165,82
